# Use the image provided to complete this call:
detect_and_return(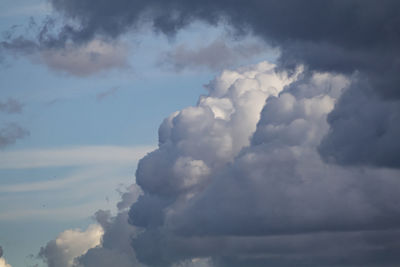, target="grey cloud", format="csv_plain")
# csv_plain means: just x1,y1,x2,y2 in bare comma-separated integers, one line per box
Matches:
0,123,29,148
38,0,400,92
0,246,3,257
38,40,129,76
2,0,399,167
159,39,269,72
38,224,103,267
75,184,143,267
38,62,400,267
125,64,400,266
0,98,23,114
38,184,143,267
319,77,400,168
1,23,129,76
